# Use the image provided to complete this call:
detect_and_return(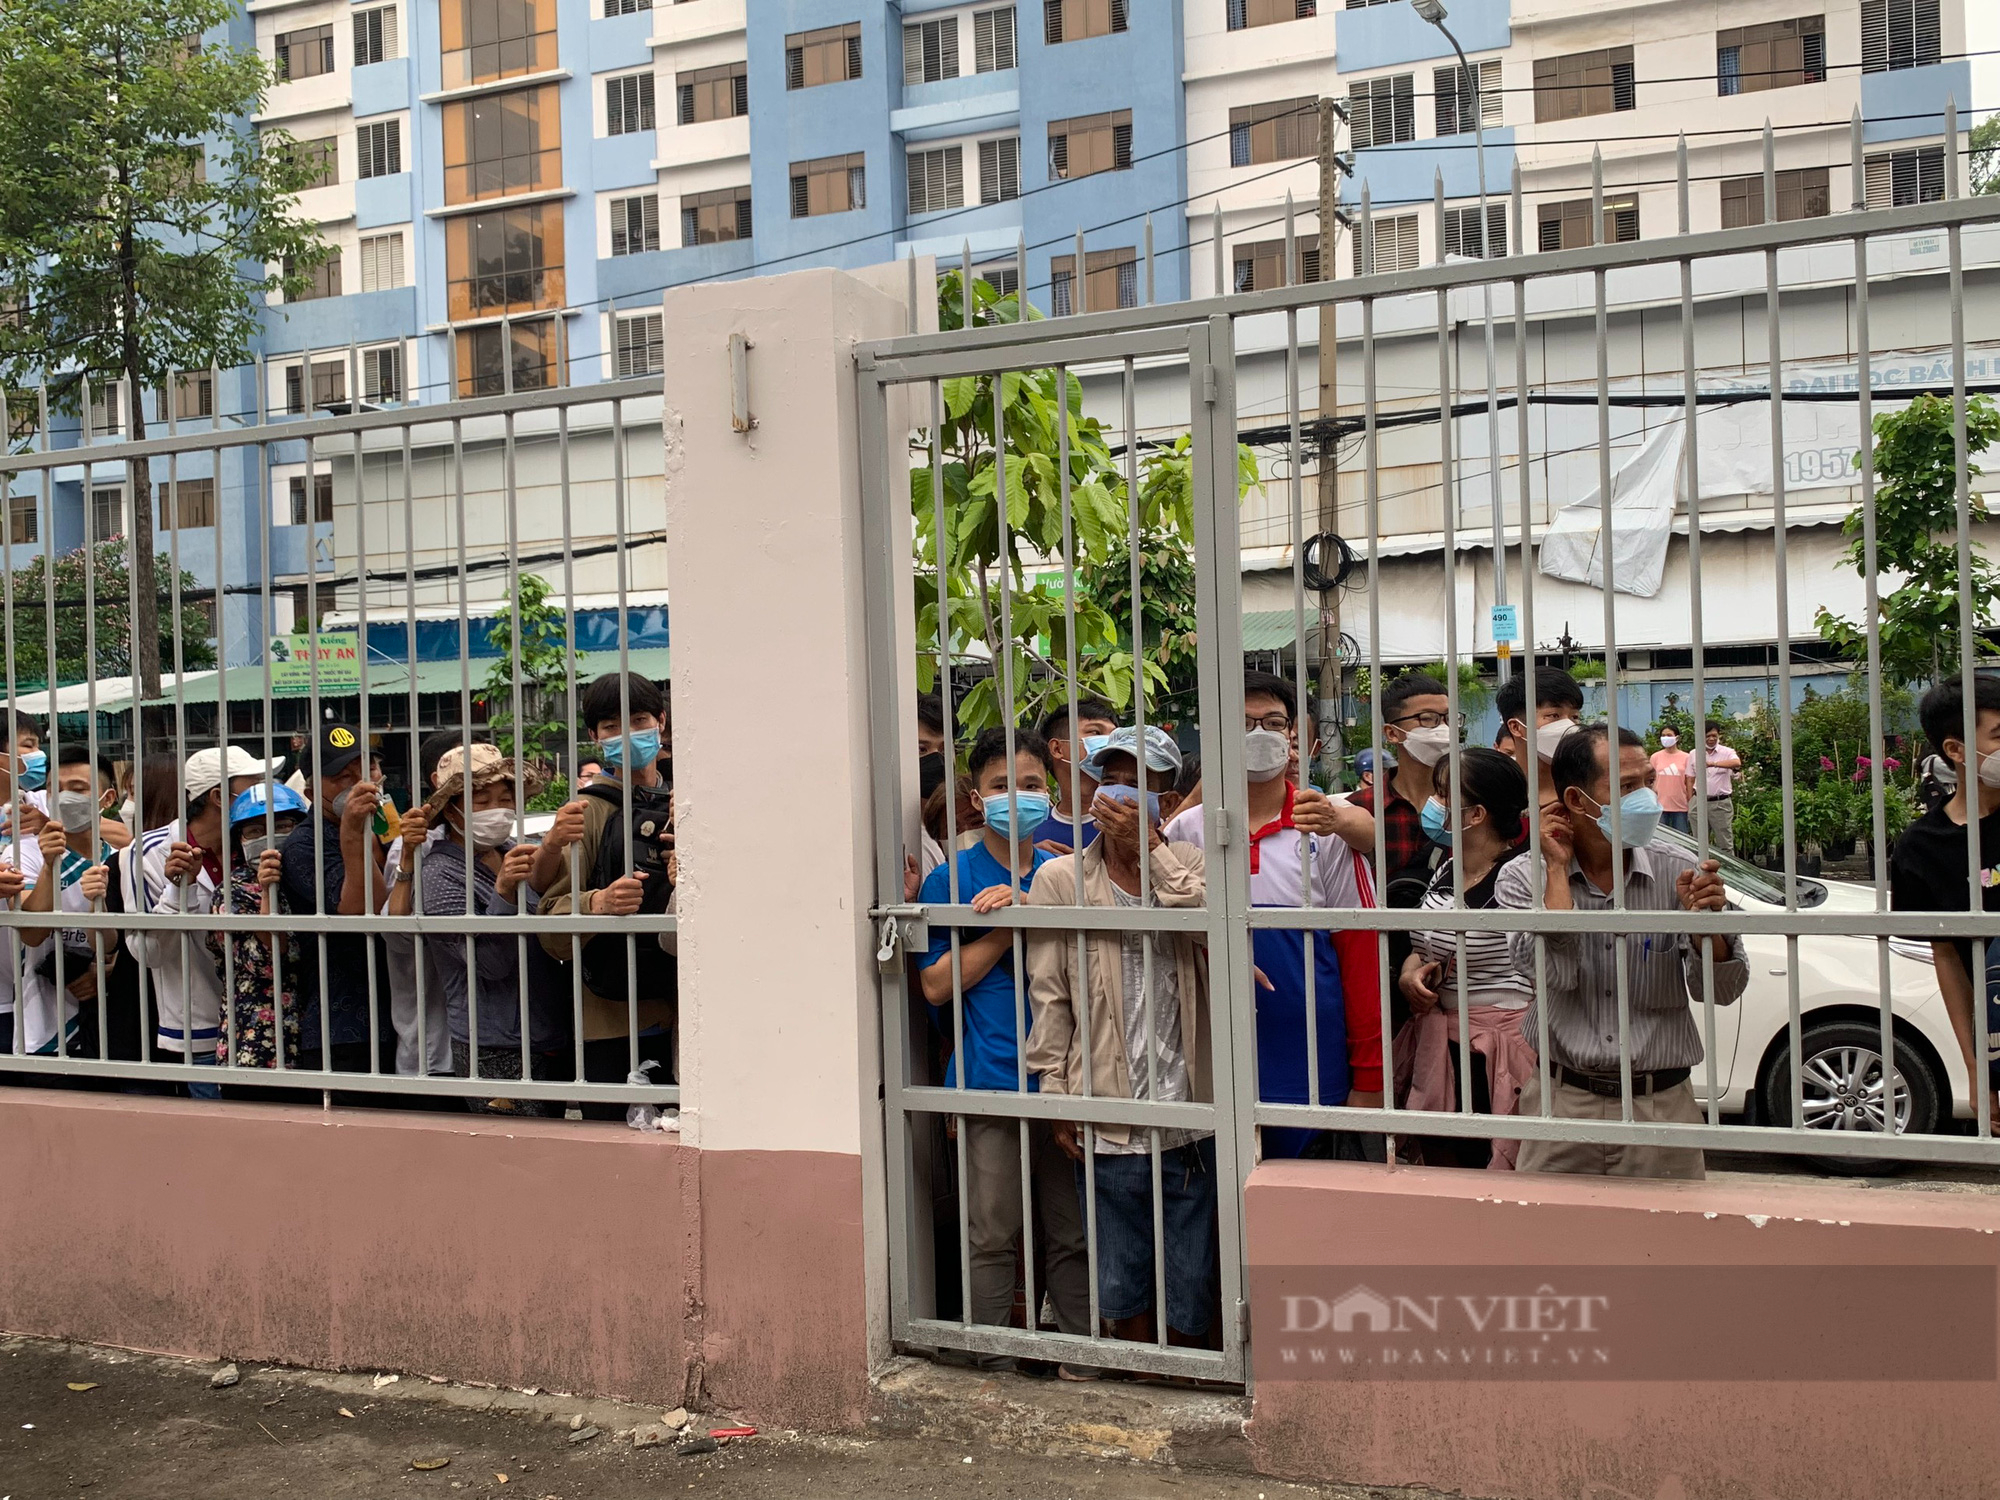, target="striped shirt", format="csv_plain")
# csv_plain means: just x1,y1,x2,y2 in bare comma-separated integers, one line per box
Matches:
1494,841,1749,1074
1410,855,1535,1012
